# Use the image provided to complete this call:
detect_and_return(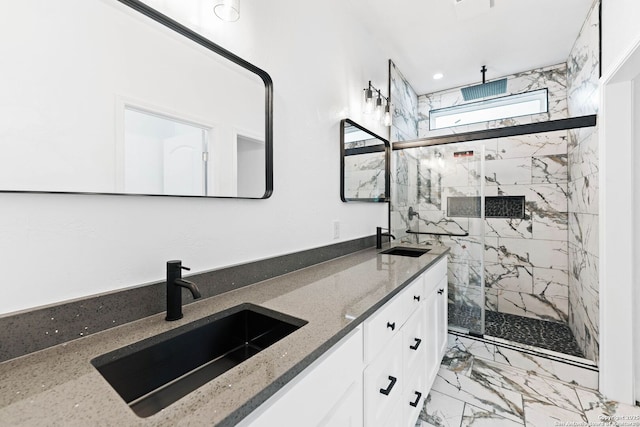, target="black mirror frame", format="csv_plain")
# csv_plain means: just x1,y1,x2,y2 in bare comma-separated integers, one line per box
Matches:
116,0,274,199
2,0,273,200
340,119,390,203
